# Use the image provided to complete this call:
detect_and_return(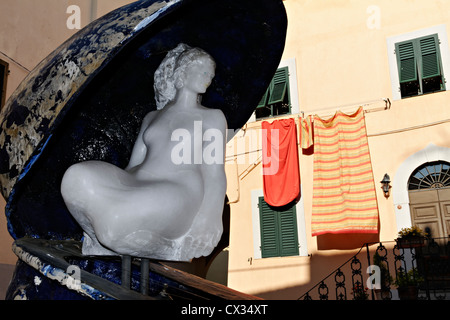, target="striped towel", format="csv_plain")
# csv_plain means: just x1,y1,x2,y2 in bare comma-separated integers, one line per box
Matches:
311,107,379,236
